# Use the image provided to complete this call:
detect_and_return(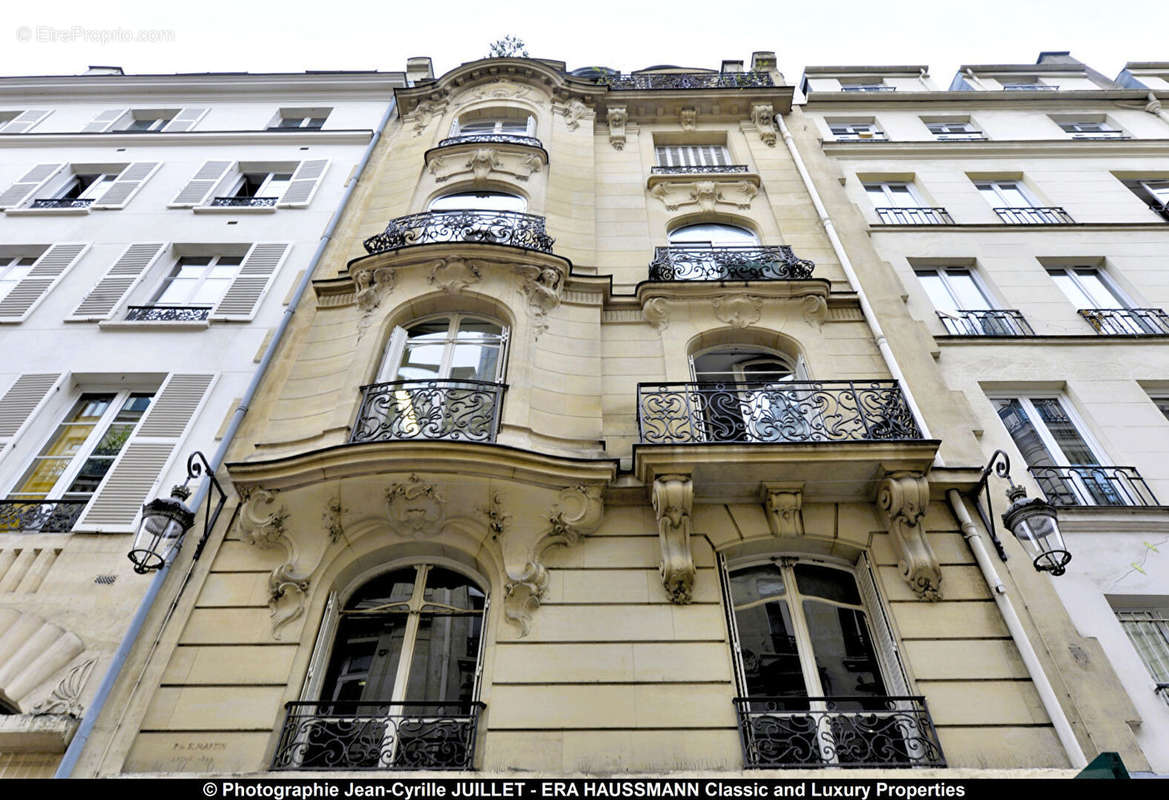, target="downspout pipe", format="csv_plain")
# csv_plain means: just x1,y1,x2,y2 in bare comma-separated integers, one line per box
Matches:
946,489,1088,768
55,94,399,779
